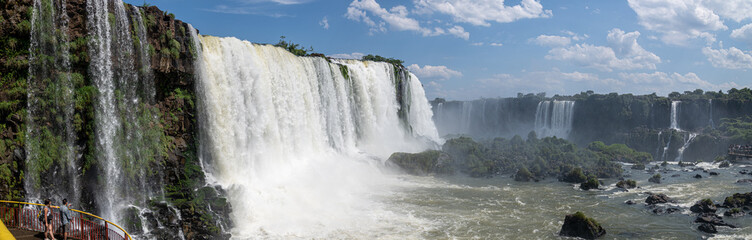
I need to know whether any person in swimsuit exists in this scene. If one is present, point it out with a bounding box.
[44,199,56,240]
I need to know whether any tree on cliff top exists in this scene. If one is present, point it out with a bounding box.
[362,54,404,67]
[274,36,313,56]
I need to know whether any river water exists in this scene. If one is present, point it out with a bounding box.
[369,161,752,240]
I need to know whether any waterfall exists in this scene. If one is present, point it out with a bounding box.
[670,101,680,130]
[656,131,663,158]
[708,99,714,129]
[675,133,697,162]
[26,0,78,204]
[661,132,671,162]
[535,100,575,139]
[194,35,439,238]
[460,101,473,134]
[86,0,161,232]
[132,5,155,104]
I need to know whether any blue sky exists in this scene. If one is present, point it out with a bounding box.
[126,0,752,100]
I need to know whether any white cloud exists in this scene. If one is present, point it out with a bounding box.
[329,52,366,59]
[618,71,737,93]
[414,0,552,26]
[531,35,571,47]
[469,70,625,99]
[703,0,752,22]
[346,0,467,39]
[606,29,661,64]
[731,23,752,42]
[701,47,752,69]
[407,64,463,80]
[626,0,752,45]
[471,42,484,46]
[447,25,469,40]
[426,68,744,100]
[319,16,329,29]
[546,29,660,72]
[489,42,503,47]
[627,0,726,45]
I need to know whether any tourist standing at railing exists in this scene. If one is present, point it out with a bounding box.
[60,198,72,240]
[43,199,56,240]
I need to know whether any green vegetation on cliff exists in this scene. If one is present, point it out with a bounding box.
[439,133,649,179]
[719,116,752,143]
[361,54,404,67]
[0,0,32,200]
[274,36,314,56]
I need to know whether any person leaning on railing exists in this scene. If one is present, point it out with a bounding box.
[60,199,73,240]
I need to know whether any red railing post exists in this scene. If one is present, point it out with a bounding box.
[80,212,84,240]
[17,205,21,228]
[106,221,109,240]
[17,205,21,229]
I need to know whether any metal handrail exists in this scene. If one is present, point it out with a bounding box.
[0,200,131,240]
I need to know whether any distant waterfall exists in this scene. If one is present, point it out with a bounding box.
[535,100,575,139]
[194,35,440,238]
[26,0,77,204]
[670,101,680,130]
[708,99,714,129]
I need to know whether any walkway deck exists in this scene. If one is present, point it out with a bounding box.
[10,228,46,239]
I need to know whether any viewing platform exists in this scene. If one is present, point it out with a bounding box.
[728,144,752,161]
[0,200,131,240]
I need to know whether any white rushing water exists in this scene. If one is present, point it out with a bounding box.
[194,35,440,238]
[86,0,161,231]
[535,100,575,139]
[708,99,714,129]
[670,101,681,130]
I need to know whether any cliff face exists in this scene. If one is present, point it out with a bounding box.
[0,0,230,239]
[0,0,32,201]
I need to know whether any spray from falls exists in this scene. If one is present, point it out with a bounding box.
[194,35,440,238]
[535,100,575,139]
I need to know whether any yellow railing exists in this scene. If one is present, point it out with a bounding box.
[0,200,131,240]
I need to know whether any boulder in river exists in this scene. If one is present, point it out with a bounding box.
[645,193,674,205]
[651,206,681,215]
[630,163,646,170]
[694,213,737,228]
[709,172,719,176]
[579,175,599,190]
[736,179,752,184]
[560,167,587,183]
[698,223,717,233]
[694,174,702,179]
[616,179,637,189]
[719,161,730,168]
[559,212,606,239]
[648,174,661,183]
[386,150,454,176]
[514,167,536,182]
[723,208,745,218]
[723,192,752,208]
[690,199,717,214]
